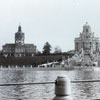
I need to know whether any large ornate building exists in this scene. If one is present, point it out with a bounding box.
[69,22,100,66]
[75,22,100,53]
[2,25,36,57]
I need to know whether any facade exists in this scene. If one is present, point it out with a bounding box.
[2,25,36,57]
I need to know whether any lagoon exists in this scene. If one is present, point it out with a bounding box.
[0,67,100,100]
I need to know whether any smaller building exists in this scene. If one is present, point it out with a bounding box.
[2,25,36,57]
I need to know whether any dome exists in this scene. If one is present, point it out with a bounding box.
[83,22,91,33]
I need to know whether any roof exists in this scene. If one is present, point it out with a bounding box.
[3,44,15,47]
[3,43,36,49]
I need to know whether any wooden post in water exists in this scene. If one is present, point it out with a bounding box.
[16,65,18,69]
[30,65,32,68]
[8,65,10,69]
[53,76,73,100]
[1,65,2,69]
[23,65,25,68]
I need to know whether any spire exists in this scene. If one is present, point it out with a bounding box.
[18,25,22,32]
[86,22,88,24]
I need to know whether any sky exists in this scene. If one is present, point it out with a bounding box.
[0,0,100,52]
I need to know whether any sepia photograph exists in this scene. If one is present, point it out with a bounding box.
[0,0,100,100]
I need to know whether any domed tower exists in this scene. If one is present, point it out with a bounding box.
[81,22,94,51]
[15,25,25,45]
[83,22,92,33]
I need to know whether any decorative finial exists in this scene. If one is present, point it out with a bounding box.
[86,22,88,24]
[19,22,21,26]
[18,25,22,32]
[18,22,22,32]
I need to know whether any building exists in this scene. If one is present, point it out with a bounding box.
[69,22,100,66]
[2,25,36,57]
[75,22,100,53]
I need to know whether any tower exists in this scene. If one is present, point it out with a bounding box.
[15,25,25,45]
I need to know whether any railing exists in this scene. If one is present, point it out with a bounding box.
[0,76,100,99]
[0,79,100,86]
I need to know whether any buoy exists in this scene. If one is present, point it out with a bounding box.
[53,76,73,100]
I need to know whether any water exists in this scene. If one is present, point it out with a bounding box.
[0,68,100,100]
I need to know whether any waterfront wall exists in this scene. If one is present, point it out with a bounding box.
[0,55,62,66]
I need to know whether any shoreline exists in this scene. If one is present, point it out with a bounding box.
[0,66,100,71]
[0,66,66,71]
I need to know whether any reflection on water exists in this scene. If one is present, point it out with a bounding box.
[0,68,100,100]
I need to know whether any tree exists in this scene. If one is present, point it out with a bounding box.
[54,46,62,54]
[42,42,52,55]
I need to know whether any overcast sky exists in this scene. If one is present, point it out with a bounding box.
[0,0,100,52]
